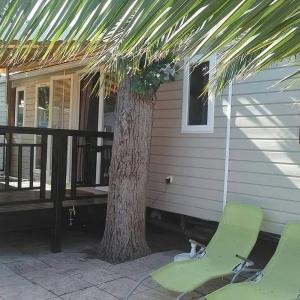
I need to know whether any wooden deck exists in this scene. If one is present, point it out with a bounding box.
[0,126,113,251]
[0,188,108,213]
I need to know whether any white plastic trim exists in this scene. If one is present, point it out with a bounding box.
[222,81,233,209]
[10,60,86,81]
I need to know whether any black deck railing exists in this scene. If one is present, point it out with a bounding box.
[0,126,113,252]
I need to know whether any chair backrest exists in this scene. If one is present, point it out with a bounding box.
[262,223,300,294]
[220,202,263,231]
[205,202,263,267]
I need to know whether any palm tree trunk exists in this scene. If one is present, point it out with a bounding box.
[99,75,152,263]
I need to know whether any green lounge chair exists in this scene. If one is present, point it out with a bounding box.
[125,202,263,300]
[203,222,300,300]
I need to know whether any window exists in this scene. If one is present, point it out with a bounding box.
[51,77,71,129]
[15,88,25,126]
[35,85,50,169]
[36,85,50,128]
[103,92,117,133]
[182,55,216,133]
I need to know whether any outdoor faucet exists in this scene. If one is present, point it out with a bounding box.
[68,206,76,226]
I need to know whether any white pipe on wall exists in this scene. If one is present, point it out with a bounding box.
[96,69,105,186]
[222,81,233,209]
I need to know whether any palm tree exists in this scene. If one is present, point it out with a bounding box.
[1,0,299,262]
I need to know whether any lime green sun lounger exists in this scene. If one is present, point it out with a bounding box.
[125,202,263,300]
[203,222,300,300]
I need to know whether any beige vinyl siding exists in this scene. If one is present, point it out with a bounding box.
[147,72,228,221]
[147,62,300,235]
[0,81,6,125]
[227,64,300,234]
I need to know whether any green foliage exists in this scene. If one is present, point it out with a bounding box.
[131,55,176,99]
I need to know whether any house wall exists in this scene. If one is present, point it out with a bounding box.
[0,79,7,125]
[226,64,300,234]
[148,63,300,234]
[147,72,228,222]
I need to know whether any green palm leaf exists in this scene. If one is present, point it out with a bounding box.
[0,0,299,93]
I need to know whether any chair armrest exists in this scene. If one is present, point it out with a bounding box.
[189,239,206,249]
[236,254,254,267]
[231,254,256,282]
[188,239,206,258]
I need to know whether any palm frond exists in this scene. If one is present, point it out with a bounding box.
[0,0,300,92]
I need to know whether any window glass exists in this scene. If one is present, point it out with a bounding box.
[52,79,71,129]
[182,55,215,133]
[104,92,117,133]
[16,90,25,126]
[37,86,50,128]
[188,62,209,125]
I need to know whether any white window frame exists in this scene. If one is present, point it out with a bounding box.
[181,54,217,133]
[35,83,50,128]
[15,87,26,127]
[49,74,74,184]
[49,74,74,129]
[34,83,50,171]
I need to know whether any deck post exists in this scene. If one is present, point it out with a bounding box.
[70,136,78,199]
[29,145,34,189]
[4,133,12,190]
[51,132,68,253]
[40,134,48,201]
[17,145,22,189]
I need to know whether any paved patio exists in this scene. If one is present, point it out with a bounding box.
[0,225,278,300]
[0,229,232,300]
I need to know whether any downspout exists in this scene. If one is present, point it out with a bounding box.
[222,81,233,209]
[96,69,105,186]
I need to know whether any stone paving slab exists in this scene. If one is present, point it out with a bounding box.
[98,277,150,298]
[73,268,123,285]
[0,264,16,277]
[61,286,118,300]
[28,272,93,296]
[129,289,174,300]
[5,258,50,274]
[0,280,56,300]
[0,274,32,288]
[20,267,61,281]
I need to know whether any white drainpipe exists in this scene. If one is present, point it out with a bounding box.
[222,81,233,209]
[96,69,105,186]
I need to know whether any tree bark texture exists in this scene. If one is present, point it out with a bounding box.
[99,76,153,263]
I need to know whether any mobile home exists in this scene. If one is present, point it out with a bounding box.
[148,58,300,234]
[6,57,300,234]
